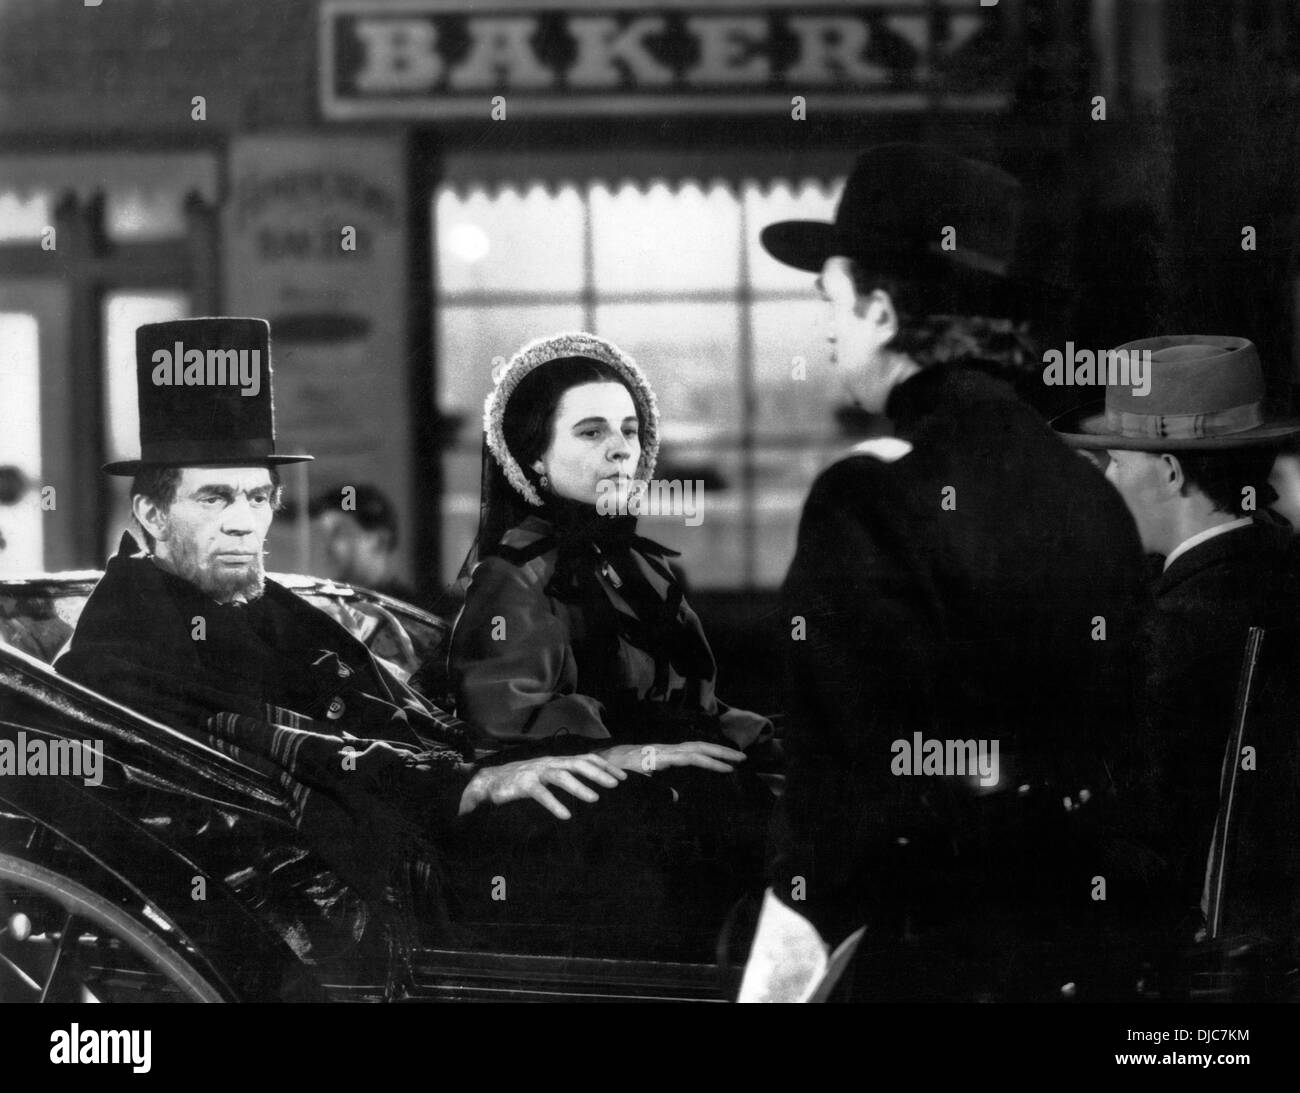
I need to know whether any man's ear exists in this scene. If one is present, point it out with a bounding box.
[131,494,169,544]
[1159,452,1187,495]
[854,286,899,340]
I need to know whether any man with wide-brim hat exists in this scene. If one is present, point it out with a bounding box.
[739,145,1150,1002]
[56,317,627,946]
[1054,334,1300,924]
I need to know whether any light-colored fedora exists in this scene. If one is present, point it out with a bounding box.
[1052,335,1300,451]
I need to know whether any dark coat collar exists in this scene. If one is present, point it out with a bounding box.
[885,363,1015,435]
[1156,519,1287,596]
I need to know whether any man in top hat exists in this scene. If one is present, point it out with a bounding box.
[56,319,626,866]
[740,145,1151,1001]
[1054,335,1300,924]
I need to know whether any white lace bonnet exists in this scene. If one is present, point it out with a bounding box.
[483,331,660,507]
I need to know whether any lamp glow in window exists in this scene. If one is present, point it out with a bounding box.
[437,184,584,295]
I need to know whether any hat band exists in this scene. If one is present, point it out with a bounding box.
[1103,400,1262,440]
[136,437,277,465]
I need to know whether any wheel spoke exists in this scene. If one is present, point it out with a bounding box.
[0,949,42,995]
[38,911,76,1003]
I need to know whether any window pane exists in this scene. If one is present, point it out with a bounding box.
[744,178,844,293]
[437,302,587,419]
[440,447,485,586]
[106,187,189,241]
[103,293,190,463]
[592,181,740,295]
[0,313,42,572]
[436,184,585,296]
[594,301,741,443]
[438,302,585,585]
[751,441,846,587]
[102,292,189,557]
[0,191,53,243]
[636,444,747,592]
[750,298,841,440]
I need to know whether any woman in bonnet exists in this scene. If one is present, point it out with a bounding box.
[451,331,773,767]
[446,333,776,951]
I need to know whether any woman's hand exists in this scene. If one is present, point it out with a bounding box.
[459,753,626,820]
[597,741,747,774]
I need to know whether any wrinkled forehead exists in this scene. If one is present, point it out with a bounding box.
[1103,448,1164,471]
[176,465,275,494]
[553,381,638,426]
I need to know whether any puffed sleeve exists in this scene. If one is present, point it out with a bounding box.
[449,554,610,745]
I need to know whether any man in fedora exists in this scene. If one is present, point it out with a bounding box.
[740,145,1150,1001]
[56,319,627,859]
[1055,335,1300,918]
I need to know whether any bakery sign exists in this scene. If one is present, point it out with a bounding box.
[320,0,1013,119]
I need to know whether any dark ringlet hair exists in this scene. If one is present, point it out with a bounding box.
[1176,448,1279,515]
[846,261,1044,391]
[130,464,282,550]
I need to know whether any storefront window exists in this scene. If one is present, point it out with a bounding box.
[435,175,842,589]
[101,292,190,559]
[0,313,42,572]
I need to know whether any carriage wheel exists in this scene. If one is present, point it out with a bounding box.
[0,852,223,1003]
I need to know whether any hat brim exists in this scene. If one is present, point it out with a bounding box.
[759,220,1064,320]
[1052,403,1300,450]
[760,219,838,273]
[103,453,314,476]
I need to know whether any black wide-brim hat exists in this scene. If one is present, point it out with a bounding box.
[104,317,313,475]
[1051,335,1300,451]
[760,143,1061,319]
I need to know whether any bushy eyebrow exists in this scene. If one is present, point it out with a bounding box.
[189,483,274,501]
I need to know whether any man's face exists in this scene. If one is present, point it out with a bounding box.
[315,511,390,586]
[145,466,276,603]
[816,256,898,414]
[1103,448,1173,552]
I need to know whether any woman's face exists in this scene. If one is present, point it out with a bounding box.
[531,381,641,506]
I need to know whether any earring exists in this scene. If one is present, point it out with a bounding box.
[539,472,550,491]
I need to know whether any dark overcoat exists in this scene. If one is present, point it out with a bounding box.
[773,364,1151,996]
[1134,519,1300,928]
[56,534,472,809]
[53,533,477,955]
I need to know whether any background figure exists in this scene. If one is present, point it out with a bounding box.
[0,465,29,555]
[1268,445,1300,531]
[1055,336,1300,948]
[310,483,419,604]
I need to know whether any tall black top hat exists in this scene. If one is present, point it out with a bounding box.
[760,143,1051,318]
[103,317,313,476]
